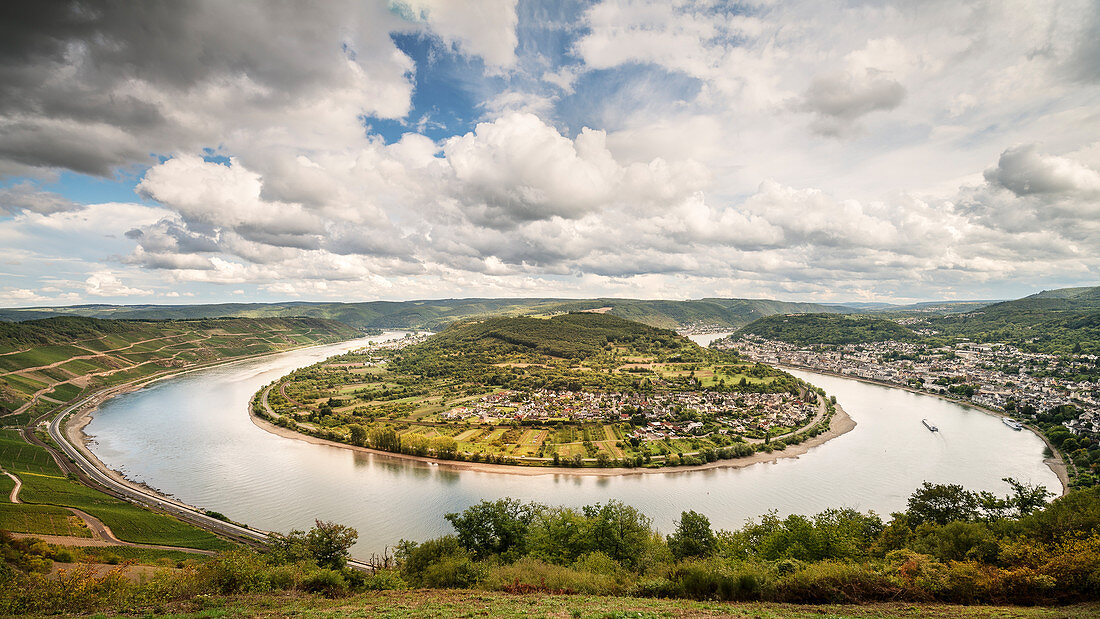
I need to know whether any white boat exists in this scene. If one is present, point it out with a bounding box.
[1002,417,1023,431]
[922,418,938,432]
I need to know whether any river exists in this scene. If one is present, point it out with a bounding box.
[83,332,1060,559]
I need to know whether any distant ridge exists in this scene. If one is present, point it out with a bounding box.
[0,298,849,331]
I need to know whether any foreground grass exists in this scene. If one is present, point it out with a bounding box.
[83,589,1100,619]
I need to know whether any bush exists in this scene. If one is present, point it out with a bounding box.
[361,568,408,591]
[197,550,273,594]
[482,557,620,595]
[302,568,348,597]
[667,559,767,601]
[775,561,897,603]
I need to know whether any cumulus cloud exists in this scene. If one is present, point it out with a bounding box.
[800,71,906,135]
[2,0,1100,304]
[393,0,519,69]
[84,272,152,297]
[983,144,1100,197]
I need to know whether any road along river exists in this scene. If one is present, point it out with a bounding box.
[80,332,1060,559]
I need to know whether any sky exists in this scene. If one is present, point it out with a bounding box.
[1,0,1098,307]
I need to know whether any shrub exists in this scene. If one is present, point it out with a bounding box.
[361,568,408,590]
[302,568,348,597]
[482,557,620,595]
[667,559,767,601]
[775,561,897,603]
[197,550,273,594]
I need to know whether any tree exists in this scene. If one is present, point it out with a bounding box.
[1003,477,1054,517]
[270,520,358,569]
[347,423,367,446]
[668,510,717,560]
[444,498,534,560]
[906,482,979,525]
[307,520,358,569]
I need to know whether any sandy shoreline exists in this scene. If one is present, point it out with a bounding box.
[249,393,857,477]
[775,363,1070,495]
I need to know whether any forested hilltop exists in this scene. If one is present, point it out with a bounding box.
[256,313,835,468]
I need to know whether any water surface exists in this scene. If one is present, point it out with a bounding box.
[85,333,1059,558]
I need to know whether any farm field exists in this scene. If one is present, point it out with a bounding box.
[0,316,360,419]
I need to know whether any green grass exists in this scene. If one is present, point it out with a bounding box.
[0,413,32,428]
[0,472,12,501]
[0,345,89,372]
[15,471,232,551]
[0,503,91,537]
[68,544,204,565]
[0,430,63,476]
[111,589,1100,619]
[1,374,48,396]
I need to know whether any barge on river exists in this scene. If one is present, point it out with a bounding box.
[922,418,939,432]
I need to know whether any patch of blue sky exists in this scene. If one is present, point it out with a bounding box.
[364,33,493,144]
[8,170,148,206]
[555,64,705,135]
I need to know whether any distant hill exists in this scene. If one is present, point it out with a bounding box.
[0,298,848,331]
[920,286,1100,354]
[416,312,696,361]
[731,285,1100,355]
[1027,286,1100,303]
[736,314,919,346]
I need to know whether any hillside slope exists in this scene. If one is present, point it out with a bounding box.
[0,316,359,416]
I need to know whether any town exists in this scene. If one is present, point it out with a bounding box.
[438,388,818,441]
[719,336,1100,439]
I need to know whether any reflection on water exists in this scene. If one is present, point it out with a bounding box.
[85,332,1060,558]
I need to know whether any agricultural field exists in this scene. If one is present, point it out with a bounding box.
[259,313,832,468]
[0,315,360,418]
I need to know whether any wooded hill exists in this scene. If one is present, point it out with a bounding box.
[736,314,919,346]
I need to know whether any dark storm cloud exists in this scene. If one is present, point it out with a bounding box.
[0,1,412,175]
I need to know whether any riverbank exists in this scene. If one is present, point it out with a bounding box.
[773,363,1070,495]
[249,388,857,477]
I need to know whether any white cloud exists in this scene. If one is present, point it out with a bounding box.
[84,272,153,297]
[394,0,519,69]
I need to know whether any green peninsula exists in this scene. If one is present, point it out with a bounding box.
[255,313,833,467]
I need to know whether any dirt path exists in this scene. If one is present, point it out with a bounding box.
[2,465,21,502]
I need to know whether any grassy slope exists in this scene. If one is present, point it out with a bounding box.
[0,430,232,549]
[0,297,848,331]
[145,590,1097,618]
